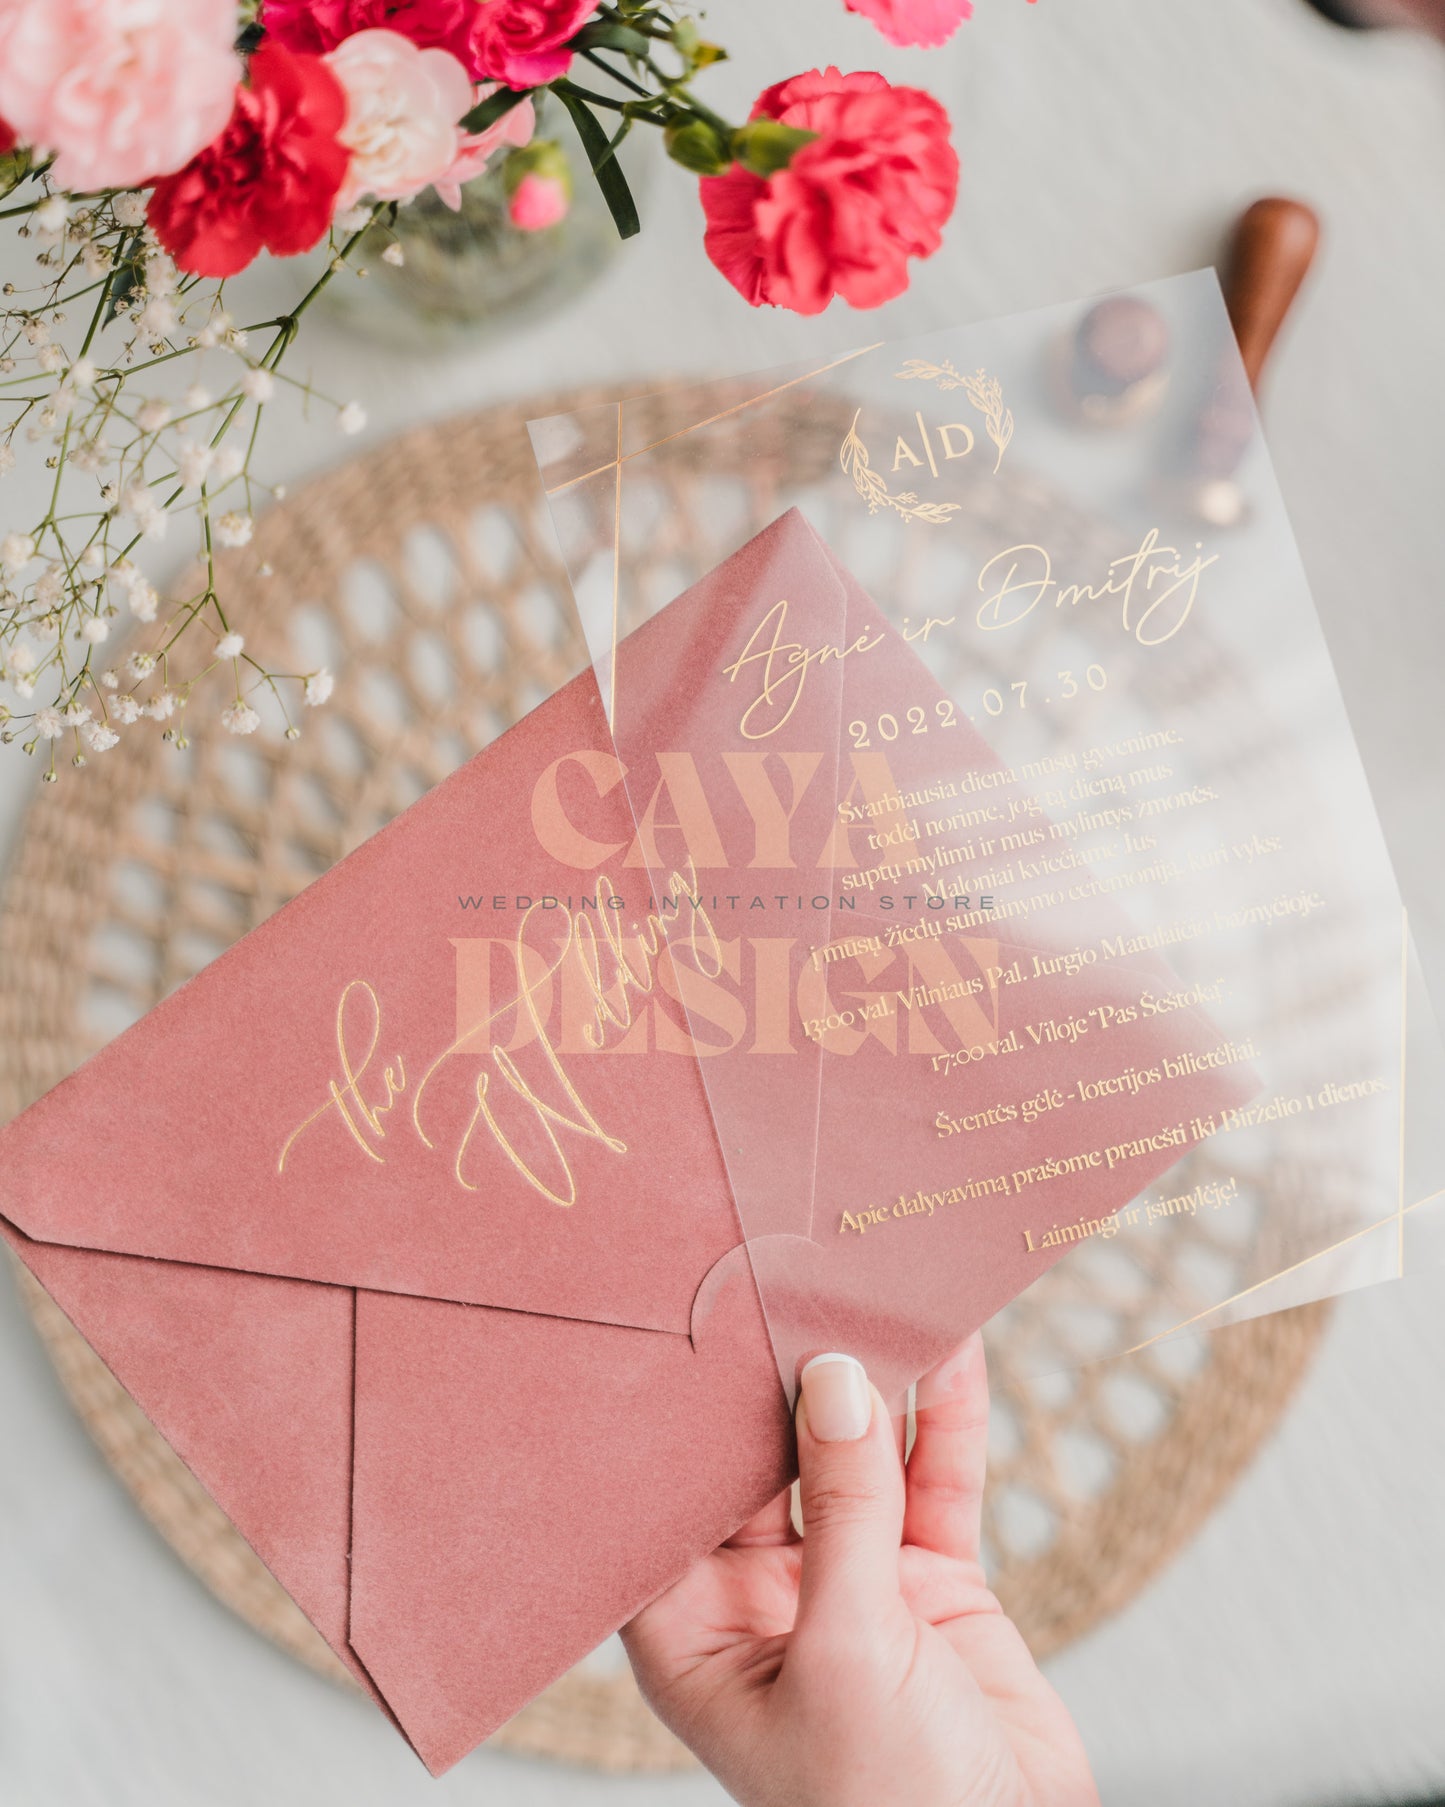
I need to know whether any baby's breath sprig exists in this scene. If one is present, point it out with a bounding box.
[0,181,375,780]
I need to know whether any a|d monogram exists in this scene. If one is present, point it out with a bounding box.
[890,410,975,474]
[839,359,1013,528]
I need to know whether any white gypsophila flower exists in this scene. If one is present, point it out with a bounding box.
[100,669,119,689]
[80,616,109,645]
[145,690,177,721]
[108,557,138,591]
[222,701,260,735]
[63,702,91,726]
[144,251,178,296]
[126,650,155,680]
[335,205,373,232]
[79,543,104,572]
[136,398,171,432]
[184,382,211,409]
[69,357,97,389]
[12,675,35,699]
[82,242,111,278]
[81,720,119,753]
[8,638,36,674]
[227,326,248,350]
[216,632,244,659]
[113,694,141,724]
[23,318,48,346]
[338,402,366,436]
[211,444,244,482]
[240,367,274,403]
[382,242,404,266]
[99,481,118,505]
[70,437,110,474]
[37,344,64,373]
[215,511,252,548]
[113,193,146,227]
[128,579,159,622]
[34,195,69,238]
[0,445,14,476]
[174,437,213,489]
[135,296,176,338]
[33,706,64,739]
[303,667,335,706]
[0,532,36,572]
[34,564,64,606]
[121,485,167,541]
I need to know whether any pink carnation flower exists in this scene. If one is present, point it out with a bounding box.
[844,0,973,47]
[0,0,242,191]
[469,0,596,89]
[701,68,958,316]
[431,88,535,211]
[326,27,473,208]
[260,0,478,71]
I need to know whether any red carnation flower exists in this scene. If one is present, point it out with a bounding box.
[147,42,349,279]
[700,68,958,316]
[0,116,14,155]
[259,0,477,72]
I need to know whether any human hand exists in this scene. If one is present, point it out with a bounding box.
[623,1338,1100,1807]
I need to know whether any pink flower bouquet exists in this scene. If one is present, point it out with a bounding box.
[0,0,971,776]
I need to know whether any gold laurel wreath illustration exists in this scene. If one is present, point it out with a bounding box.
[838,359,1013,524]
[896,357,1014,473]
[838,411,962,525]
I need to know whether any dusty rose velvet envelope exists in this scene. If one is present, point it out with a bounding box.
[0,510,1245,1772]
[0,513,841,1775]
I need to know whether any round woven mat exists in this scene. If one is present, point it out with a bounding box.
[1,389,1329,1773]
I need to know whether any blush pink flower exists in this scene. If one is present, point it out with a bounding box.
[700,68,958,316]
[844,0,973,47]
[326,27,473,208]
[508,169,567,230]
[0,0,242,191]
[431,87,534,210]
[468,0,596,89]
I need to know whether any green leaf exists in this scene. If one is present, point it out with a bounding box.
[553,87,641,240]
[103,233,145,327]
[460,86,533,134]
[571,20,652,55]
[0,147,30,200]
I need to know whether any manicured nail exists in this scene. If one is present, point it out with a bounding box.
[800,1353,872,1442]
[915,1334,983,1411]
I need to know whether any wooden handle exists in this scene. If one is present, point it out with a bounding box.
[1221,197,1321,393]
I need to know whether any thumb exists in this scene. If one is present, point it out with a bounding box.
[793,1353,905,1634]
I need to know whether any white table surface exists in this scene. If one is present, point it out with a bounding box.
[4,1,1445,1802]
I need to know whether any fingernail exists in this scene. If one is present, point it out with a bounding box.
[800,1353,872,1442]
[915,1334,983,1411]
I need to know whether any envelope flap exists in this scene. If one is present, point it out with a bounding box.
[0,513,853,1336]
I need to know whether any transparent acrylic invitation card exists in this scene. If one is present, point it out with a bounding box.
[531,270,1445,1406]
[5,275,1442,1778]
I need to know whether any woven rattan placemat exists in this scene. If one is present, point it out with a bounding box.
[0,390,1329,1772]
